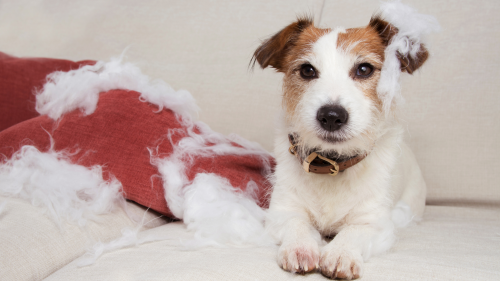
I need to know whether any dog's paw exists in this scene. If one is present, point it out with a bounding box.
[319,247,363,280]
[278,242,320,274]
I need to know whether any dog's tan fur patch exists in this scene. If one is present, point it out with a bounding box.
[337,27,386,110]
[282,26,331,118]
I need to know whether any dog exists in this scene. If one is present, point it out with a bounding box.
[252,5,432,280]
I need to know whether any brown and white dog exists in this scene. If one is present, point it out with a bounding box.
[253,3,436,280]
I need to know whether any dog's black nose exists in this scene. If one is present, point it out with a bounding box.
[316,105,349,132]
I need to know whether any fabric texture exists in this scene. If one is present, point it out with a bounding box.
[0,51,94,131]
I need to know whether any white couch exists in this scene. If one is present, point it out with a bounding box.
[0,0,499,280]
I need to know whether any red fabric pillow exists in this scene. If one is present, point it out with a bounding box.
[0,52,94,131]
[0,55,272,218]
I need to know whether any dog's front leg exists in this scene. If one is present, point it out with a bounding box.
[270,213,322,274]
[319,223,393,280]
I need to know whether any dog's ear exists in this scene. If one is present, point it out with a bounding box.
[252,17,313,72]
[369,16,429,74]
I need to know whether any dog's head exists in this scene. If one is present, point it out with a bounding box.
[253,16,429,156]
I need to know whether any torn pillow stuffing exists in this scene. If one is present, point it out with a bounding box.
[0,54,273,218]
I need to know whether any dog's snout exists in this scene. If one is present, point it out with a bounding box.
[316,105,349,132]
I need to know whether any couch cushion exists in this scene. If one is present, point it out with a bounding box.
[0,196,166,281]
[0,52,94,131]
[43,205,500,280]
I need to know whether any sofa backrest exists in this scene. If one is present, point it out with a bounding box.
[0,0,498,204]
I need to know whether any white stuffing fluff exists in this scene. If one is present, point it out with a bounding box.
[377,1,440,113]
[35,52,199,121]
[151,121,274,247]
[151,121,272,219]
[77,213,171,267]
[0,144,124,227]
[77,227,143,267]
[181,173,272,247]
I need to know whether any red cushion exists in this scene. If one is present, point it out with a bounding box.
[0,52,94,131]
[0,55,272,218]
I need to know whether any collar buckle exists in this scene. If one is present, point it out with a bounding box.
[303,152,340,176]
[288,133,366,176]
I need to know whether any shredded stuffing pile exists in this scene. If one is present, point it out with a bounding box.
[0,140,124,227]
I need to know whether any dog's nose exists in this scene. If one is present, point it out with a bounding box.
[316,105,349,132]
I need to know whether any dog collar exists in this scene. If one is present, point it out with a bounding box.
[288,134,367,176]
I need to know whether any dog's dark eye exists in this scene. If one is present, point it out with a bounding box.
[300,64,317,79]
[356,63,374,78]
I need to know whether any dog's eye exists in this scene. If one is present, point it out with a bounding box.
[356,63,374,78]
[300,64,317,79]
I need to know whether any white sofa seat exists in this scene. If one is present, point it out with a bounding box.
[44,206,500,280]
